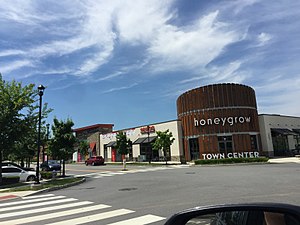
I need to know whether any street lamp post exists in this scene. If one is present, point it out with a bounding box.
[147,125,151,164]
[35,85,45,184]
[44,123,50,163]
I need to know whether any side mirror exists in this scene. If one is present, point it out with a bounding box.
[164,203,300,225]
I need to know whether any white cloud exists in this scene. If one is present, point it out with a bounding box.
[257,32,272,46]
[231,0,260,14]
[147,11,241,73]
[115,0,175,44]
[0,50,25,57]
[255,75,300,115]
[0,60,33,74]
[102,83,138,94]
[95,71,124,82]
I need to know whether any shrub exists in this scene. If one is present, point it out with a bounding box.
[40,171,54,179]
[194,157,269,165]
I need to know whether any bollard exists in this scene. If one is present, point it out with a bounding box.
[122,159,127,171]
[52,170,57,179]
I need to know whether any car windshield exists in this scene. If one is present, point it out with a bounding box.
[48,160,59,165]
[1,1,300,225]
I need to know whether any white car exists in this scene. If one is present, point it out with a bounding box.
[2,166,40,182]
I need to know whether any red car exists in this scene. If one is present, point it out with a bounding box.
[85,156,105,166]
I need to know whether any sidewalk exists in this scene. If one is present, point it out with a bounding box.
[268,156,300,164]
[0,177,86,201]
[0,190,37,201]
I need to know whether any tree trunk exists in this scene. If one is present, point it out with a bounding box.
[0,150,2,185]
[164,149,168,165]
[20,159,24,168]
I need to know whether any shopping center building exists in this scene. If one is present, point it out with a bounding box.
[74,83,300,162]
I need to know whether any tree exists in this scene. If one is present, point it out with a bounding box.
[116,131,132,170]
[152,129,175,165]
[48,118,76,177]
[0,74,36,184]
[78,140,89,161]
[10,104,52,167]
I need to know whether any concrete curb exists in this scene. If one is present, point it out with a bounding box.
[25,177,86,197]
[0,177,86,199]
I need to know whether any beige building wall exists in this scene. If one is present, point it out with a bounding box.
[99,120,183,162]
[258,114,300,156]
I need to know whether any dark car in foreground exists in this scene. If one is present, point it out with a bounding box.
[40,160,61,171]
[164,203,300,225]
[85,156,105,166]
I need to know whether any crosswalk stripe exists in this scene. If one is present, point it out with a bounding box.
[97,173,114,176]
[106,214,166,225]
[72,166,180,179]
[0,199,93,219]
[0,204,111,225]
[22,194,55,199]
[107,172,125,175]
[0,195,66,207]
[45,209,135,225]
[0,197,77,212]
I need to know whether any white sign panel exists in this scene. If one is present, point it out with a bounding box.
[202,151,259,160]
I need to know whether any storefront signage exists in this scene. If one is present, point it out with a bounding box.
[194,116,251,127]
[202,151,259,160]
[140,126,155,134]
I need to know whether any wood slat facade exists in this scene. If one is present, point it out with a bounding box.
[177,83,262,161]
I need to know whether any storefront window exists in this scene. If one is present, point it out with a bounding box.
[250,135,258,151]
[140,143,158,161]
[189,138,199,160]
[272,135,288,156]
[218,136,233,154]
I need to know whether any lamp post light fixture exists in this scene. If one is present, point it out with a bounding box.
[35,84,45,184]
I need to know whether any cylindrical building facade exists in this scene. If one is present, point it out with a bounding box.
[177,83,261,161]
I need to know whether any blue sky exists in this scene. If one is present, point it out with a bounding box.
[1,0,300,130]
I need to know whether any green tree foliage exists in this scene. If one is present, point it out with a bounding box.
[116,131,131,156]
[11,104,51,167]
[116,131,132,170]
[78,140,89,160]
[152,129,175,164]
[0,74,53,183]
[48,118,76,176]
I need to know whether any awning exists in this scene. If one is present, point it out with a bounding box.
[143,136,157,143]
[292,129,300,134]
[89,142,96,150]
[106,141,116,147]
[133,138,147,145]
[271,128,297,135]
[133,136,157,145]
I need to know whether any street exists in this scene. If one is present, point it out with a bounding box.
[0,163,299,224]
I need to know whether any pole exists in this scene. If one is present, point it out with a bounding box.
[147,125,151,164]
[45,123,50,163]
[35,85,45,184]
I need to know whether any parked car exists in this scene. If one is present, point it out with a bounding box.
[85,156,104,166]
[40,160,61,171]
[2,166,40,182]
[2,161,35,171]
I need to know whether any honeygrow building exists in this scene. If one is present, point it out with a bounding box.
[177,83,261,161]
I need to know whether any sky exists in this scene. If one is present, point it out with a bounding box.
[1,0,300,130]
